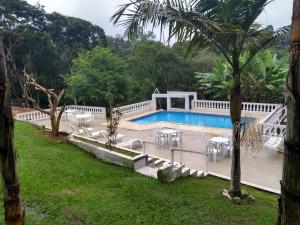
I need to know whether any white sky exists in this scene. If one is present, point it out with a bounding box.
[26,0,293,37]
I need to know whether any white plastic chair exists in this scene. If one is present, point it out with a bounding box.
[206,141,222,163]
[171,131,182,147]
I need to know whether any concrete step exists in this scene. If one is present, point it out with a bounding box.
[136,166,158,179]
[172,164,185,179]
[154,159,164,167]
[162,161,171,167]
[190,169,197,177]
[181,167,190,177]
[195,170,205,178]
[158,162,171,170]
[148,156,154,161]
[147,157,157,166]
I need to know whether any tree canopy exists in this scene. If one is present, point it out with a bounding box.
[65,47,129,106]
[1,0,107,105]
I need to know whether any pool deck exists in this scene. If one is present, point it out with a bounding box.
[31,108,282,194]
[117,109,268,133]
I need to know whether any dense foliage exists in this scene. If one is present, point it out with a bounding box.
[2,0,289,107]
[196,50,288,103]
[65,47,129,106]
[1,0,107,106]
[128,41,199,98]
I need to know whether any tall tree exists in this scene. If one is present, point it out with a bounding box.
[112,0,289,197]
[0,1,25,224]
[1,0,107,106]
[277,0,300,224]
[64,47,129,106]
[0,37,24,225]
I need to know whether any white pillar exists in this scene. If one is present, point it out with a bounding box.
[167,97,171,111]
[152,95,157,110]
[185,95,189,110]
[193,93,197,100]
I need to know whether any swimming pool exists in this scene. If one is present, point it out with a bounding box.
[130,111,254,129]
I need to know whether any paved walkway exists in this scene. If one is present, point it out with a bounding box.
[33,116,283,193]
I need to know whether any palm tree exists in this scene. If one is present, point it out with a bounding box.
[112,0,289,197]
[277,0,300,223]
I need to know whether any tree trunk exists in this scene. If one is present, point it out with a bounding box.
[229,70,242,197]
[50,114,58,136]
[0,39,25,225]
[277,0,300,224]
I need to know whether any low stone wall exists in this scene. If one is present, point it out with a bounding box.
[69,137,147,169]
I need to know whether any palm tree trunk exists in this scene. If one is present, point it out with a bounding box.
[277,0,300,224]
[0,39,25,224]
[229,70,242,197]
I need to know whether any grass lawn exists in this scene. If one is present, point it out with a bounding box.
[0,122,278,225]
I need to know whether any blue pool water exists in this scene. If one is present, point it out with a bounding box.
[130,111,254,129]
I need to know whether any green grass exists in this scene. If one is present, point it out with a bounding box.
[0,122,278,225]
[72,135,139,157]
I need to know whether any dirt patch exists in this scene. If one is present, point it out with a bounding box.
[12,107,35,116]
[60,189,80,196]
[67,214,87,225]
[42,130,69,142]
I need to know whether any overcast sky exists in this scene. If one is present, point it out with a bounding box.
[26,0,293,37]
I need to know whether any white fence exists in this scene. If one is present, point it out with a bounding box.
[261,123,286,137]
[64,105,106,118]
[114,100,152,117]
[15,110,50,121]
[261,106,286,124]
[260,106,287,137]
[15,105,106,122]
[192,100,281,113]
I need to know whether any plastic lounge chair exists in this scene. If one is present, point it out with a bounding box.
[117,139,143,150]
[110,133,125,143]
[96,130,125,143]
[82,127,103,138]
[71,126,85,135]
[264,136,283,150]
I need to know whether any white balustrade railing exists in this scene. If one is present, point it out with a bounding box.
[15,110,50,121]
[192,100,281,113]
[193,100,230,110]
[64,105,106,118]
[15,105,106,122]
[261,123,286,137]
[261,106,286,124]
[114,100,152,117]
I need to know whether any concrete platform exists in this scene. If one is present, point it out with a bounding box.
[32,111,282,193]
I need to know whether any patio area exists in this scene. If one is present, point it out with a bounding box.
[14,94,286,193]
[32,112,283,193]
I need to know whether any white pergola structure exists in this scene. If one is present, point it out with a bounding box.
[152,91,197,111]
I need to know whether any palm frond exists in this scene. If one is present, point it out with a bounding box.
[112,0,235,63]
[241,25,291,70]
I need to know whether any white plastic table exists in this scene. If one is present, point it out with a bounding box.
[160,129,177,135]
[210,137,229,144]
